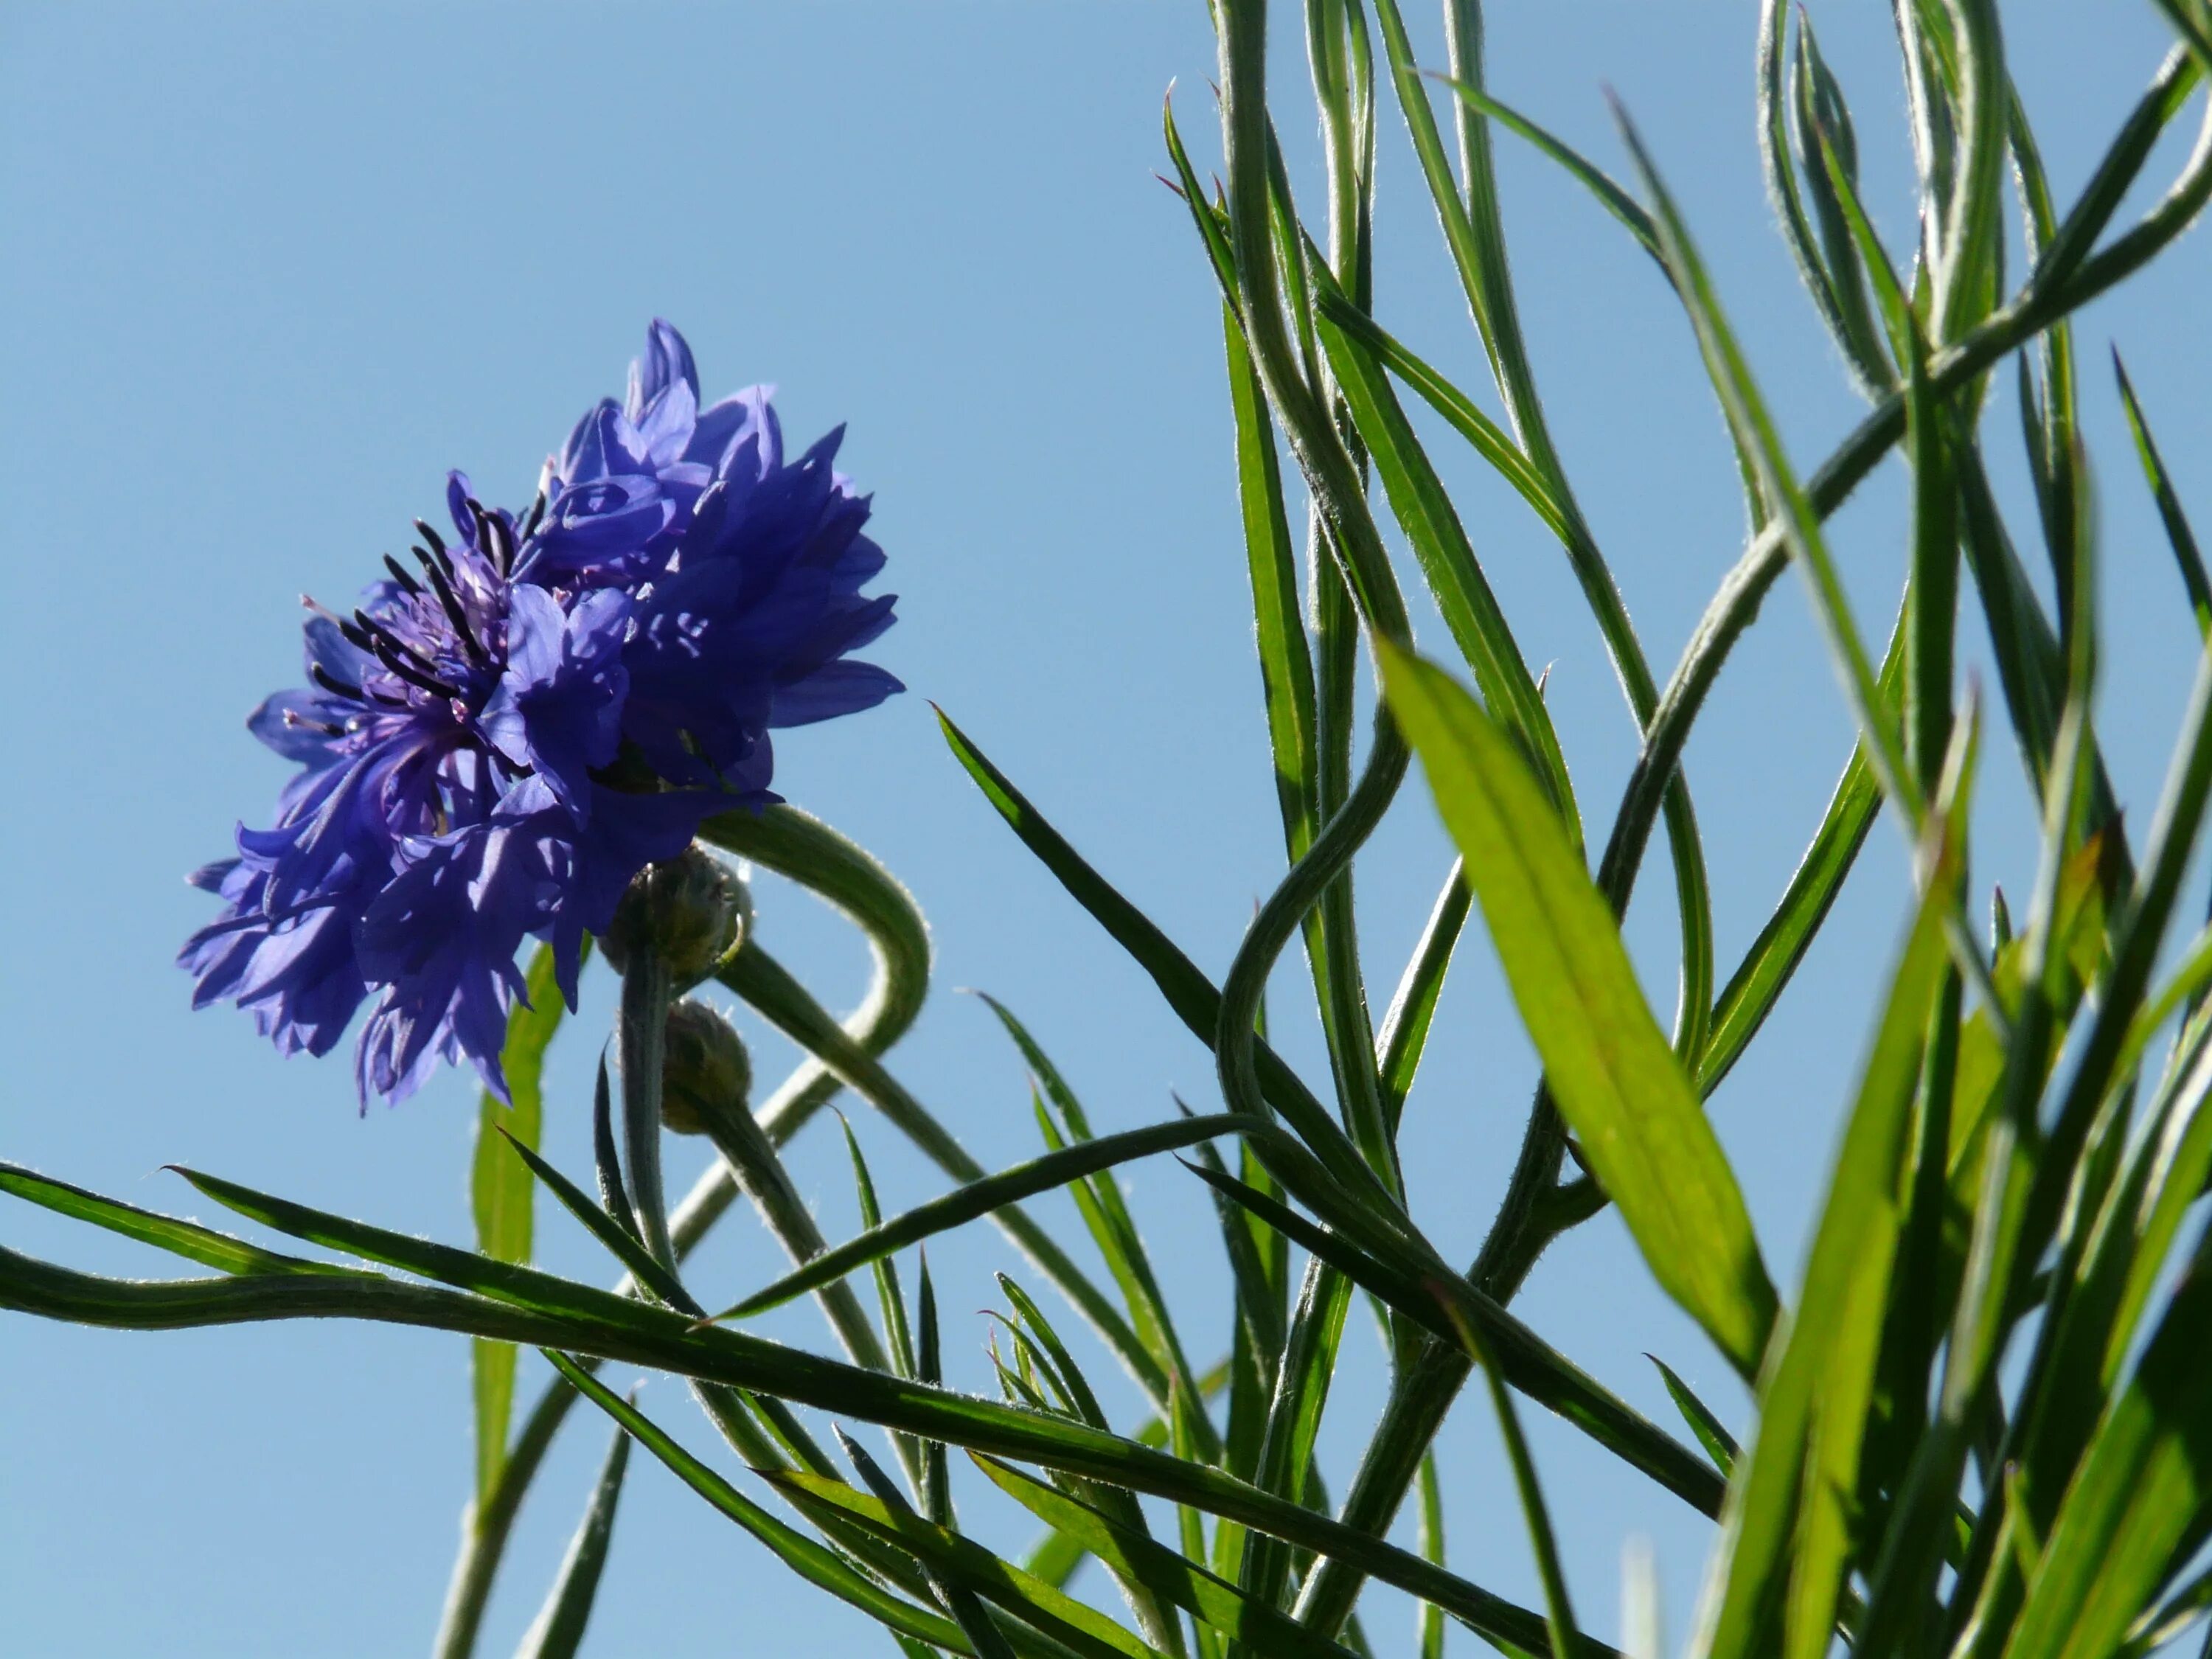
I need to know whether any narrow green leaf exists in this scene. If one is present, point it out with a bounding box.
[838,1432,1027,1659]
[543,1352,974,1655]
[722,940,1169,1413]
[2113,350,2211,640]
[1375,863,1471,1127]
[1647,1357,1739,1475]
[1416,1450,1447,1659]
[981,995,1205,1424]
[512,1407,630,1659]
[471,941,571,1510]
[840,1115,919,1382]
[1378,643,1777,1374]
[934,706,1374,1196]
[1701,604,1903,1094]
[917,1252,951,1527]
[589,1056,639,1248]
[1696,819,1960,1659]
[1787,11,1895,391]
[1425,1295,1579,1659]
[164,1165,678,1338]
[998,1277,1110,1435]
[974,1456,1361,1659]
[1181,1157,1722,1519]
[1222,296,1321,872]
[2003,1234,2212,1659]
[0,1225,1590,1657]
[497,1130,693,1313]
[1314,293,1577,839]
[779,1462,1168,1659]
[1757,0,1859,383]
[1618,100,1919,838]
[1306,291,1569,544]
[1427,74,1663,271]
[706,1116,1250,1325]
[1162,95,1239,309]
[0,1164,346,1279]
[1235,1255,1353,1616]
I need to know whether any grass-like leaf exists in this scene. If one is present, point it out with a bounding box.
[721,939,1169,1412]
[512,1405,630,1659]
[2113,349,2211,639]
[1648,1356,1738,1475]
[543,1353,973,1655]
[975,1455,1360,1659]
[1375,861,1470,1129]
[0,1162,349,1280]
[1699,817,1961,1659]
[496,1127,696,1317]
[1181,1155,1722,1517]
[704,1116,1251,1325]
[1379,642,1778,1375]
[1428,73,1662,273]
[782,1456,1166,1659]
[1314,271,1576,835]
[2004,1231,2212,1659]
[981,993,1214,1462]
[839,1115,919,1382]
[471,939,571,1509]
[937,699,1376,1200]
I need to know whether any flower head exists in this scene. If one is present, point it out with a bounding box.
[183,321,900,1106]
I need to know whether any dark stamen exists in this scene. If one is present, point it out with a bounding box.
[467,498,512,577]
[418,552,488,664]
[369,635,463,700]
[310,664,364,701]
[282,709,347,738]
[519,490,547,541]
[414,519,456,576]
[380,554,423,597]
[351,608,445,678]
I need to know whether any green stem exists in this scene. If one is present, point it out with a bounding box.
[617,949,675,1271]
[433,807,929,1659]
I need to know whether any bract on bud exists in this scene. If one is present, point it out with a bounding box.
[660,997,752,1135]
[603,846,753,990]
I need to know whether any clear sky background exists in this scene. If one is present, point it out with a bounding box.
[4,4,2209,1656]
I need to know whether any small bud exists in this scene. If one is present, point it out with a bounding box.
[660,998,752,1135]
[603,847,752,990]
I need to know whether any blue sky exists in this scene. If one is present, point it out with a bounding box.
[4,4,2208,1655]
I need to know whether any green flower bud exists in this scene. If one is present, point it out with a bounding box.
[659,998,752,1136]
[603,847,753,990]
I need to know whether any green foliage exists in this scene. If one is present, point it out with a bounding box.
[9,6,2212,1658]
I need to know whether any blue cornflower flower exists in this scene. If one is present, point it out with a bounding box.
[183,322,900,1106]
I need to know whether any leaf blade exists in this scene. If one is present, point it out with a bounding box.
[1380,644,1776,1374]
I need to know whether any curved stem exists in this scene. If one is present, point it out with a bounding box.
[432,807,930,1659]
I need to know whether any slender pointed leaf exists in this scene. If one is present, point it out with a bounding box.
[1696,818,1961,1659]
[1379,642,1777,1374]
[2004,1234,2212,1659]
[706,1116,1250,1325]
[497,1130,694,1314]
[1647,1357,1738,1475]
[512,1406,630,1659]
[974,1455,1362,1659]
[542,1353,973,1655]
[0,1163,346,1279]
[784,1460,1167,1659]
[471,940,571,1509]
